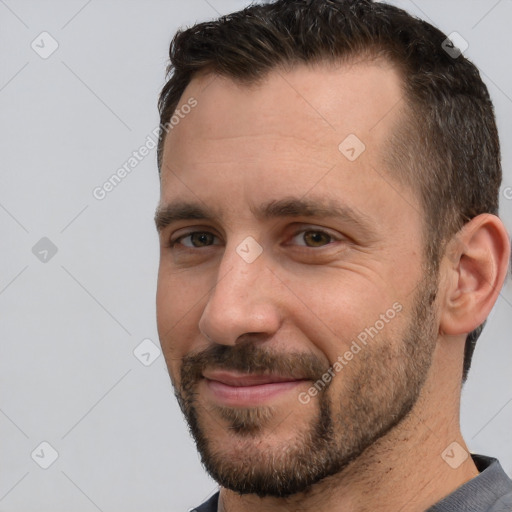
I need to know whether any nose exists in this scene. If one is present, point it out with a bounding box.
[198,244,281,346]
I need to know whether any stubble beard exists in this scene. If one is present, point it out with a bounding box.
[172,275,439,498]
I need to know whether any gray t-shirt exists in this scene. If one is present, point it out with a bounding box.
[192,455,512,511]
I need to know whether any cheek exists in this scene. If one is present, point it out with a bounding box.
[289,274,365,326]
[283,271,403,363]
[156,267,207,361]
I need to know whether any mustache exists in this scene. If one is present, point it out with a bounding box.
[180,342,329,391]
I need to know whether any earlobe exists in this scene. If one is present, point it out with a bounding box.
[439,214,510,336]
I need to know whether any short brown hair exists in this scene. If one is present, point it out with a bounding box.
[157,0,502,381]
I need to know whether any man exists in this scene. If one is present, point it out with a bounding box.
[154,0,512,510]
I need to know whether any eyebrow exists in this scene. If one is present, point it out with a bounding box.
[258,197,377,239]
[155,196,377,239]
[154,202,215,232]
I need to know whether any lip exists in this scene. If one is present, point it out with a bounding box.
[202,370,308,406]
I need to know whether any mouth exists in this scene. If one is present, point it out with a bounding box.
[202,370,309,406]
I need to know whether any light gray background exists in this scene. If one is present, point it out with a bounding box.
[1,1,511,511]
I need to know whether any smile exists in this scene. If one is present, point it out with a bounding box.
[202,370,309,406]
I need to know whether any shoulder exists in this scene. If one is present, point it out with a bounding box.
[190,491,220,512]
[428,455,512,512]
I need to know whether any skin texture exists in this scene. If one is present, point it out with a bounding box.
[156,61,510,512]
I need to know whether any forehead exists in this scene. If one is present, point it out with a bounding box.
[159,60,419,229]
[166,60,404,147]
[161,60,405,169]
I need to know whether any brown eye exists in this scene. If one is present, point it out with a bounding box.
[301,231,333,247]
[174,231,219,248]
[190,232,215,247]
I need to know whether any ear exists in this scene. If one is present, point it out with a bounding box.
[439,214,510,336]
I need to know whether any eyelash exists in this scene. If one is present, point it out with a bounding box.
[169,227,341,249]
[170,231,221,248]
[289,228,339,247]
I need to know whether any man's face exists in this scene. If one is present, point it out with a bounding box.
[156,62,440,497]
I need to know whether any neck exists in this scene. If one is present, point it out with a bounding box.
[218,353,478,512]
